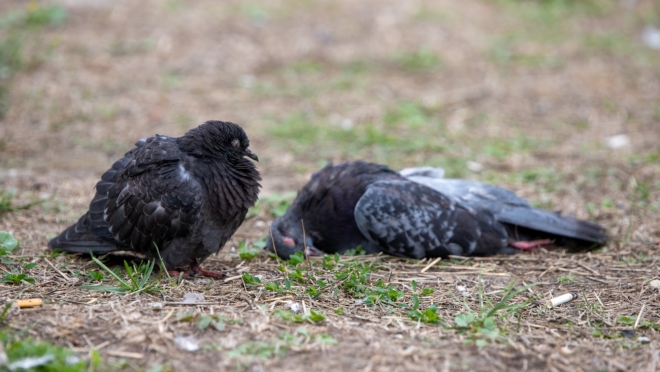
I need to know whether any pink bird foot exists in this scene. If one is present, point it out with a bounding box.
[509,239,552,251]
[168,263,225,279]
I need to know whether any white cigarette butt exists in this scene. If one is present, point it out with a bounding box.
[546,292,577,308]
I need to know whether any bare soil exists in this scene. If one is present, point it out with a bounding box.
[1,0,659,371]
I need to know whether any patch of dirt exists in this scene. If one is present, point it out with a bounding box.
[1,0,659,371]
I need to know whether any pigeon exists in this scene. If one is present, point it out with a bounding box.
[49,120,261,278]
[266,161,607,259]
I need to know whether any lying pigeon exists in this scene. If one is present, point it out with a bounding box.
[49,120,261,278]
[267,161,607,259]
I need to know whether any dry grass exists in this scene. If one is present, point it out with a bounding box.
[0,0,659,371]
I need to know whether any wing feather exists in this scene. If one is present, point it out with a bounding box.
[407,177,608,244]
[354,180,509,258]
[104,157,202,256]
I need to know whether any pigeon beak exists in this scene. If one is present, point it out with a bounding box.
[245,148,258,162]
[304,245,323,257]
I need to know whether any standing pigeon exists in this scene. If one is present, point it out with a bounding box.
[49,120,261,278]
[266,161,607,259]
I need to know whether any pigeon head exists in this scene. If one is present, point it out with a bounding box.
[266,217,322,259]
[178,120,258,162]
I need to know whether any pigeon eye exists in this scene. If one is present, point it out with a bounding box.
[232,139,240,148]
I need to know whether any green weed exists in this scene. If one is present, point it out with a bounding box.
[0,189,48,215]
[0,328,124,371]
[362,279,404,306]
[175,313,227,332]
[2,272,35,285]
[108,38,155,56]
[0,3,68,118]
[264,278,291,294]
[1,334,87,371]
[81,254,162,294]
[0,232,36,284]
[411,280,434,296]
[227,327,336,362]
[85,270,105,283]
[0,231,19,253]
[616,316,659,331]
[246,192,296,219]
[267,108,448,170]
[227,339,287,360]
[584,33,633,56]
[285,250,305,266]
[273,309,326,324]
[557,274,577,283]
[394,47,442,72]
[235,240,263,261]
[408,294,442,324]
[453,282,536,345]
[343,245,366,256]
[287,59,323,74]
[241,272,262,287]
[482,135,543,160]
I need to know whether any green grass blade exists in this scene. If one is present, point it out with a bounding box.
[80,285,129,293]
[484,282,537,319]
[89,253,131,289]
[124,260,140,290]
[138,259,157,289]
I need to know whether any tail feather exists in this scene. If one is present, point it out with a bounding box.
[48,213,120,254]
[498,208,608,246]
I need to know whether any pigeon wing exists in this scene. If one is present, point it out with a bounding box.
[407,177,607,244]
[354,180,508,259]
[102,136,203,257]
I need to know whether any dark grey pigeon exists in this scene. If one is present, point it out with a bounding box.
[49,120,261,278]
[266,161,607,259]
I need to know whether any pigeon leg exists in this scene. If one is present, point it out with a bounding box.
[167,269,188,279]
[189,263,225,279]
[509,239,552,251]
[167,263,225,279]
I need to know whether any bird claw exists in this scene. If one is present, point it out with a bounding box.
[168,263,225,279]
[509,239,552,251]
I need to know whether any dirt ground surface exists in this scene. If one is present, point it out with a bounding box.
[1,0,660,371]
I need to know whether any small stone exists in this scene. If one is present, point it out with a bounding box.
[605,134,630,149]
[649,279,660,289]
[285,301,300,313]
[560,346,574,355]
[340,118,354,130]
[183,292,205,304]
[66,355,81,365]
[620,329,635,338]
[637,336,651,344]
[467,161,483,173]
[174,335,200,352]
[642,26,660,50]
[240,75,256,88]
